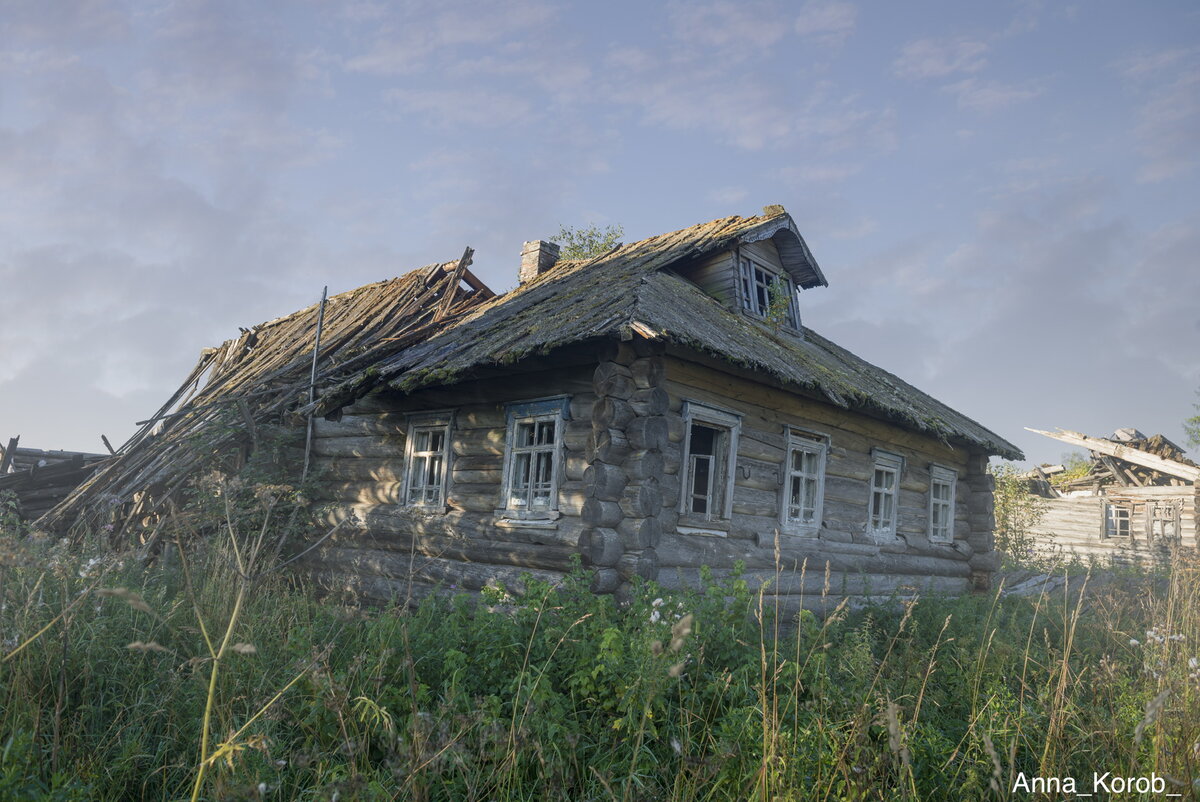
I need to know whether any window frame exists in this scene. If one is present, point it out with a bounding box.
[401,410,454,510]
[781,428,828,535]
[1147,501,1180,543]
[499,396,570,519]
[1102,502,1132,540]
[736,253,800,328]
[868,448,904,541]
[678,400,741,525]
[927,464,957,544]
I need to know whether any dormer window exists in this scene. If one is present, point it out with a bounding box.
[738,256,799,328]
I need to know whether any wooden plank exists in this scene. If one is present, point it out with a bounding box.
[1026,428,1200,482]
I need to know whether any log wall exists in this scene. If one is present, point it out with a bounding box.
[295,340,1004,606]
[302,357,597,605]
[656,352,989,595]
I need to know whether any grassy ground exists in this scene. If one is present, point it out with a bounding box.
[1,501,1198,800]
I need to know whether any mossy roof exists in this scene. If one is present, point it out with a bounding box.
[344,208,1021,459]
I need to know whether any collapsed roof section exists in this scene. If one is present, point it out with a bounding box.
[41,253,494,533]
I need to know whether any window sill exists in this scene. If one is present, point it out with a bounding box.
[677,517,730,538]
[405,504,450,515]
[494,510,562,530]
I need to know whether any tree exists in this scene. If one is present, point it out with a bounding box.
[1185,388,1200,450]
[551,223,624,261]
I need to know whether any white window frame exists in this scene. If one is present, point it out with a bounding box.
[737,254,800,328]
[927,464,957,544]
[678,401,741,523]
[1102,502,1132,539]
[401,410,454,510]
[781,429,827,535]
[500,396,569,519]
[868,449,904,540]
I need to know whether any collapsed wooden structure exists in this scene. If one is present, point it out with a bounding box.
[0,438,110,522]
[44,206,1022,610]
[40,252,494,538]
[1025,427,1199,564]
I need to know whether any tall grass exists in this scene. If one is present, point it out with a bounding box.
[1,503,1198,799]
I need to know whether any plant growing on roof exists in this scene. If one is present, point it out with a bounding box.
[765,277,792,332]
[550,223,624,261]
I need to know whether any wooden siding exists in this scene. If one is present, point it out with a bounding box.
[1030,485,1198,565]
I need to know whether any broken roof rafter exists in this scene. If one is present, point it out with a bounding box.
[42,255,494,533]
[1027,428,1200,483]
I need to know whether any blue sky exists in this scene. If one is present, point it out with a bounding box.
[2,0,1197,466]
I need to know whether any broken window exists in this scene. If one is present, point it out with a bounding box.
[928,465,957,543]
[502,397,569,516]
[869,450,904,540]
[403,412,453,508]
[738,256,799,327]
[783,430,827,533]
[1149,502,1180,542]
[679,401,741,524]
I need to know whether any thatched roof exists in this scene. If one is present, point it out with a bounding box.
[310,208,1022,459]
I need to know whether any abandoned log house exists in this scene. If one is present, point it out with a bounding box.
[1024,427,1199,565]
[44,205,1022,611]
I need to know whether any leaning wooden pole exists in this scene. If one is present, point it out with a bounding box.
[301,287,329,482]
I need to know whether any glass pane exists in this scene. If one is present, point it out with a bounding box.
[414,430,431,451]
[429,430,444,452]
[536,420,555,446]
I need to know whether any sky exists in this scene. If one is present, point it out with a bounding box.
[1,0,1198,467]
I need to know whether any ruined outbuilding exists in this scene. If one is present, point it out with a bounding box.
[43,206,1021,610]
[1025,427,1199,564]
[0,438,109,522]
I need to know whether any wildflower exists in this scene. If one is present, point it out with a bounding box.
[1129,638,1141,647]
[649,610,661,624]
[1189,657,1198,670]
[652,598,664,608]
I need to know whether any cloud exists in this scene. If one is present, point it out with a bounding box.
[707,186,749,205]
[793,0,857,45]
[669,1,789,52]
[781,163,862,184]
[943,77,1042,112]
[893,37,989,80]
[343,1,556,76]
[1125,57,1200,183]
[384,88,537,129]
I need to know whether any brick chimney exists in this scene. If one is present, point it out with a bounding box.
[519,240,560,284]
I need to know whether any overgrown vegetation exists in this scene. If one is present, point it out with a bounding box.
[2,487,1199,799]
[990,463,1052,569]
[1185,388,1200,451]
[551,223,624,261]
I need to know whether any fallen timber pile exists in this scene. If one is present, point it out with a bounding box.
[40,251,493,541]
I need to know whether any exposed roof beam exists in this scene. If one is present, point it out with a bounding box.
[1026,428,1200,483]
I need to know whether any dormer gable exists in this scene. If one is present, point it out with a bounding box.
[671,206,827,333]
